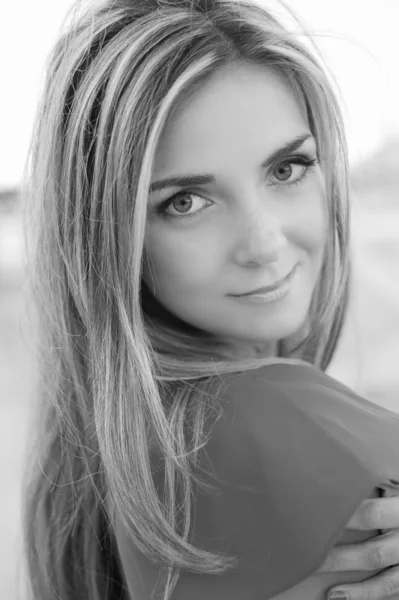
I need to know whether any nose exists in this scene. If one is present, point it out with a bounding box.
[233,203,287,266]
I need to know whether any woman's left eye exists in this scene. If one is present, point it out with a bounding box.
[270,156,319,186]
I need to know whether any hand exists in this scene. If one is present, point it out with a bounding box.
[318,495,399,600]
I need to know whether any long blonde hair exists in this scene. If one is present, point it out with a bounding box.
[21,0,351,598]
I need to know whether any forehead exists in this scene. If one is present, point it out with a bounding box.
[153,62,310,178]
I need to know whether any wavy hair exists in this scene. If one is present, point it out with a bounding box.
[21,0,351,598]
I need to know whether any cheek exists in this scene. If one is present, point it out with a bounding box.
[298,212,326,254]
[293,178,328,255]
[143,225,217,294]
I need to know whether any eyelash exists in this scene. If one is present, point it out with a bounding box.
[155,155,320,222]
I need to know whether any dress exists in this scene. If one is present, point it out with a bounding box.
[109,361,399,599]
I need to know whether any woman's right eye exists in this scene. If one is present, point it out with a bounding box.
[156,191,213,221]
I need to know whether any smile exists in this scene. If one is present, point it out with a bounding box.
[229,264,298,304]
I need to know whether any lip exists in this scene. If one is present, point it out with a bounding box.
[230,265,297,297]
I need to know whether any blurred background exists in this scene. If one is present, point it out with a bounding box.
[1,0,398,598]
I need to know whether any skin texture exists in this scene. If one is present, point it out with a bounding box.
[142,61,399,599]
[144,61,327,358]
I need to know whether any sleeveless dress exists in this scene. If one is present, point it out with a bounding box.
[109,361,399,600]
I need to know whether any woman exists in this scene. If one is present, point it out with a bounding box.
[21,0,399,599]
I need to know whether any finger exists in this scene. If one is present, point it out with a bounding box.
[318,531,399,573]
[327,565,399,600]
[346,497,399,531]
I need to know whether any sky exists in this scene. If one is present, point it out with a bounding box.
[1,0,398,189]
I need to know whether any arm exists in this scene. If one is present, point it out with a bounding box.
[111,362,399,600]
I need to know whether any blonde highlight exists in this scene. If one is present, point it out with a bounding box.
[21,1,351,599]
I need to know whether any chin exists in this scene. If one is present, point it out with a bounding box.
[245,311,310,346]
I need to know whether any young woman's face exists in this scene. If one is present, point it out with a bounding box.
[143,62,327,356]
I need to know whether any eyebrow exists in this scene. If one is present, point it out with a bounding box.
[149,133,314,193]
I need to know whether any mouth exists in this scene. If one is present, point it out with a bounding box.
[229,264,298,297]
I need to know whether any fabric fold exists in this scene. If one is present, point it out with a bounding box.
[112,362,399,600]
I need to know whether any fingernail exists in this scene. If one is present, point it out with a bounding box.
[328,591,348,600]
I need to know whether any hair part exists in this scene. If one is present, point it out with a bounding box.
[21,0,351,598]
